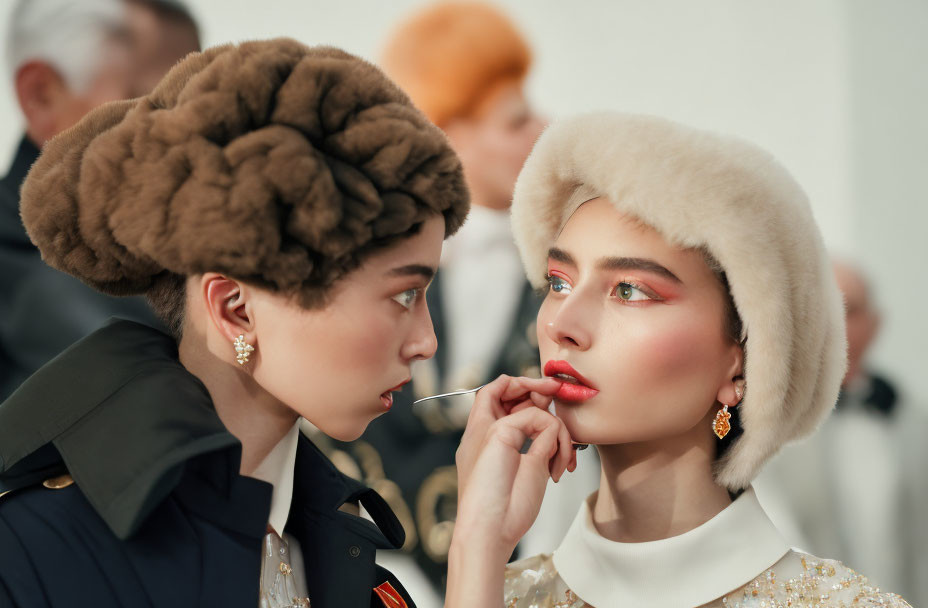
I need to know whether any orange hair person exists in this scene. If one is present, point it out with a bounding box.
[381,1,532,129]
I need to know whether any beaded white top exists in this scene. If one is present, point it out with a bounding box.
[504,488,912,608]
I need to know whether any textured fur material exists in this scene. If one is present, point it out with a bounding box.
[511,112,847,489]
[20,39,469,300]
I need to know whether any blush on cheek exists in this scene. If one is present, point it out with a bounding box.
[349,320,396,368]
[633,321,728,416]
[617,314,727,391]
[645,328,711,371]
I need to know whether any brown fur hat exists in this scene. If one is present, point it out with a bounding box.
[20,38,469,301]
[512,112,847,490]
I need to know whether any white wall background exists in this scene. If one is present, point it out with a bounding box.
[0,0,925,405]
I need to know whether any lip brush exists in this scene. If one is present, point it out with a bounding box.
[412,384,588,450]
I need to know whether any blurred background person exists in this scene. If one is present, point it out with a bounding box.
[124,0,201,96]
[755,258,928,606]
[0,0,200,400]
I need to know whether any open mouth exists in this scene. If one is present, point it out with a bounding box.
[544,360,599,403]
[380,379,410,410]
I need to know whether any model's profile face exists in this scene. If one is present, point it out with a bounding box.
[537,198,743,446]
[250,215,445,441]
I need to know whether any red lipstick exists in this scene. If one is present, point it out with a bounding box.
[543,360,599,402]
[380,379,410,410]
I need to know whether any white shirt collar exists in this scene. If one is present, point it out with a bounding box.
[552,486,790,608]
[249,421,301,536]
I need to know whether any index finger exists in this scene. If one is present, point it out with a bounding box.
[499,376,560,405]
[465,376,561,438]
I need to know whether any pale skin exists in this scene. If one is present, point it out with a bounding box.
[442,81,546,211]
[177,215,446,477]
[447,199,746,606]
[833,260,880,388]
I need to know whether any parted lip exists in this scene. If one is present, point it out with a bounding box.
[383,379,411,395]
[543,360,596,389]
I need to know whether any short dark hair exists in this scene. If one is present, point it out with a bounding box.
[146,221,430,340]
[126,0,200,51]
[127,0,198,30]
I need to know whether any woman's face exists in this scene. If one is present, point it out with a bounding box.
[251,215,445,441]
[445,82,546,211]
[536,198,743,446]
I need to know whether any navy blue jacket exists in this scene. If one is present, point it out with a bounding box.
[0,321,415,607]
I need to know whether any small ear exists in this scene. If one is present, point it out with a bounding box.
[715,342,745,407]
[200,273,254,343]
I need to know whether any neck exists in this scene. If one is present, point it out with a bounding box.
[467,189,510,212]
[178,331,298,477]
[591,417,731,543]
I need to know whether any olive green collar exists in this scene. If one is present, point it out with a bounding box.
[0,320,239,538]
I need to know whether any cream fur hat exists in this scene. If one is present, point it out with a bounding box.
[511,112,847,489]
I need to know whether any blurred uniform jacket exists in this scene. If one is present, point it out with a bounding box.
[324,269,541,591]
[0,320,416,608]
[754,372,928,607]
[0,136,162,401]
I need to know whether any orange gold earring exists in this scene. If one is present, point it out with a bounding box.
[713,405,732,439]
[714,383,744,439]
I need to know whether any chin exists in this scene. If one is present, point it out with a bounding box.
[553,404,592,442]
[315,415,376,443]
[554,402,629,446]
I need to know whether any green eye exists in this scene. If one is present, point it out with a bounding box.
[617,284,633,299]
[392,288,419,309]
[614,282,648,301]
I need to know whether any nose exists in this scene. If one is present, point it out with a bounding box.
[401,302,438,362]
[543,294,593,351]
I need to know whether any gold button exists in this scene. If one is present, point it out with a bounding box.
[43,474,74,490]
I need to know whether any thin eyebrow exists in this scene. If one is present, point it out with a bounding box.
[387,264,435,281]
[548,247,681,283]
